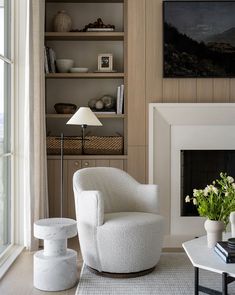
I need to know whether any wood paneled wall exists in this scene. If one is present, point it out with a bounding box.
[127,0,235,183]
[127,0,146,182]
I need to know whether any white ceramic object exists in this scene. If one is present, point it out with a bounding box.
[56,59,74,73]
[53,10,72,32]
[70,67,89,73]
[33,218,78,291]
[230,212,235,237]
[204,219,224,248]
[95,100,104,110]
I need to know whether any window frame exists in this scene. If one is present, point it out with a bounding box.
[0,0,25,278]
[0,0,14,258]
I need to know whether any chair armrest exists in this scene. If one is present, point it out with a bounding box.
[136,184,160,214]
[74,190,104,227]
[73,189,104,272]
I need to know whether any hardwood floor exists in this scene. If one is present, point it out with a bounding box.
[0,238,83,295]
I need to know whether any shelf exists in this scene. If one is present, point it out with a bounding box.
[45,32,124,41]
[46,0,123,3]
[46,113,125,119]
[45,72,124,79]
[47,155,128,160]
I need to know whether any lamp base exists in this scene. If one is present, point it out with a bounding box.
[81,124,87,155]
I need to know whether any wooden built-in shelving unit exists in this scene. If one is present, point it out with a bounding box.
[48,155,128,160]
[46,72,124,79]
[45,32,124,41]
[45,0,127,218]
[46,0,123,3]
[46,113,125,119]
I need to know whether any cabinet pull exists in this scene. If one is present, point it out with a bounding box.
[74,161,79,166]
[84,162,89,166]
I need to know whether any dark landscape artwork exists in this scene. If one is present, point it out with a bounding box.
[163,1,235,77]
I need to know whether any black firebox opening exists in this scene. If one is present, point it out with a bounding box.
[181,150,235,216]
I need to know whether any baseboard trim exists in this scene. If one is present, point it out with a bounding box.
[0,245,24,280]
[162,247,184,252]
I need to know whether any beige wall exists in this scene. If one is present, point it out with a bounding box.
[127,0,235,183]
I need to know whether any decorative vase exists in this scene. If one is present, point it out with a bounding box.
[204,219,224,248]
[230,212,235,237]
[53,10,72,32]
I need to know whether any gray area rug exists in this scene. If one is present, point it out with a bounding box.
[76,253,235,295]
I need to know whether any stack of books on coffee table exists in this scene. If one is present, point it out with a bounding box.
[215,240,235,263]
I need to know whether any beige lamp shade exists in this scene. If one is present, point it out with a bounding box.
[66,107,102,126]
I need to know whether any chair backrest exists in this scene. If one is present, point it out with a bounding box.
[73,167,140,213]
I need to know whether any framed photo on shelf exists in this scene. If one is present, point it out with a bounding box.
[98,53,113,72]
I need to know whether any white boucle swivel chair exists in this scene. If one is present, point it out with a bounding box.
[73,167,164,277]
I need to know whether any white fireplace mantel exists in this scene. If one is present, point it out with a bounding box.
[149,103,235,247]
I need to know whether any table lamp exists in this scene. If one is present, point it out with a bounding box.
[66,107,102,154]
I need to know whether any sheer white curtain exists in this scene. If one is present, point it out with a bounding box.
[24,0,48,251]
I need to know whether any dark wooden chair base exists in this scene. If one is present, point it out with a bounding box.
[86,265,156,278]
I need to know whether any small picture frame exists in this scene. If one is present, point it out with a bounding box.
[98,54,113,72]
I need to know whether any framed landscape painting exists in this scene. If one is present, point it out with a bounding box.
[163,1,235,77]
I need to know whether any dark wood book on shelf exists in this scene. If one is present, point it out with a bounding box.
[216,241,235,257]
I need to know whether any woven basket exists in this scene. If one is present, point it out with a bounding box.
[47,136,82,155]
[85,136,123,155]
[47,136,123,155]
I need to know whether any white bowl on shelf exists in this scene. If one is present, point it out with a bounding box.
[56,59,74,73]
[70,67,89,73]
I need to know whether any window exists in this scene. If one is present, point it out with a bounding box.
[0,0,13,256]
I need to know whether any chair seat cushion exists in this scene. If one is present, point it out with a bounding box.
[103,211,163,229]
[96,212,164,273]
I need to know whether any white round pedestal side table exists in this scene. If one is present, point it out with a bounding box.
[33,218,78,291]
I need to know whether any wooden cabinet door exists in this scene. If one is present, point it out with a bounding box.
[66,160,82,219]
[95,159,125,170]
[47,159,67,218]
[95,159,110,167]
[81,159,96,169]
[109,159,124,170]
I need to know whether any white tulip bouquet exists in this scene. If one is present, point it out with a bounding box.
[185,172,235,228]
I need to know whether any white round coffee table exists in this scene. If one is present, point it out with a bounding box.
[33,218,78,291]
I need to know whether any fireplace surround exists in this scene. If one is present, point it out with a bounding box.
[149,103,235,247]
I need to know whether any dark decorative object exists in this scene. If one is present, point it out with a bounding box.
[88,98,97,109]
[100,95,115,109]
[71,18,115,32]
[163,1,235,78]
[54,103,77,114]
[228,238,235,249]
